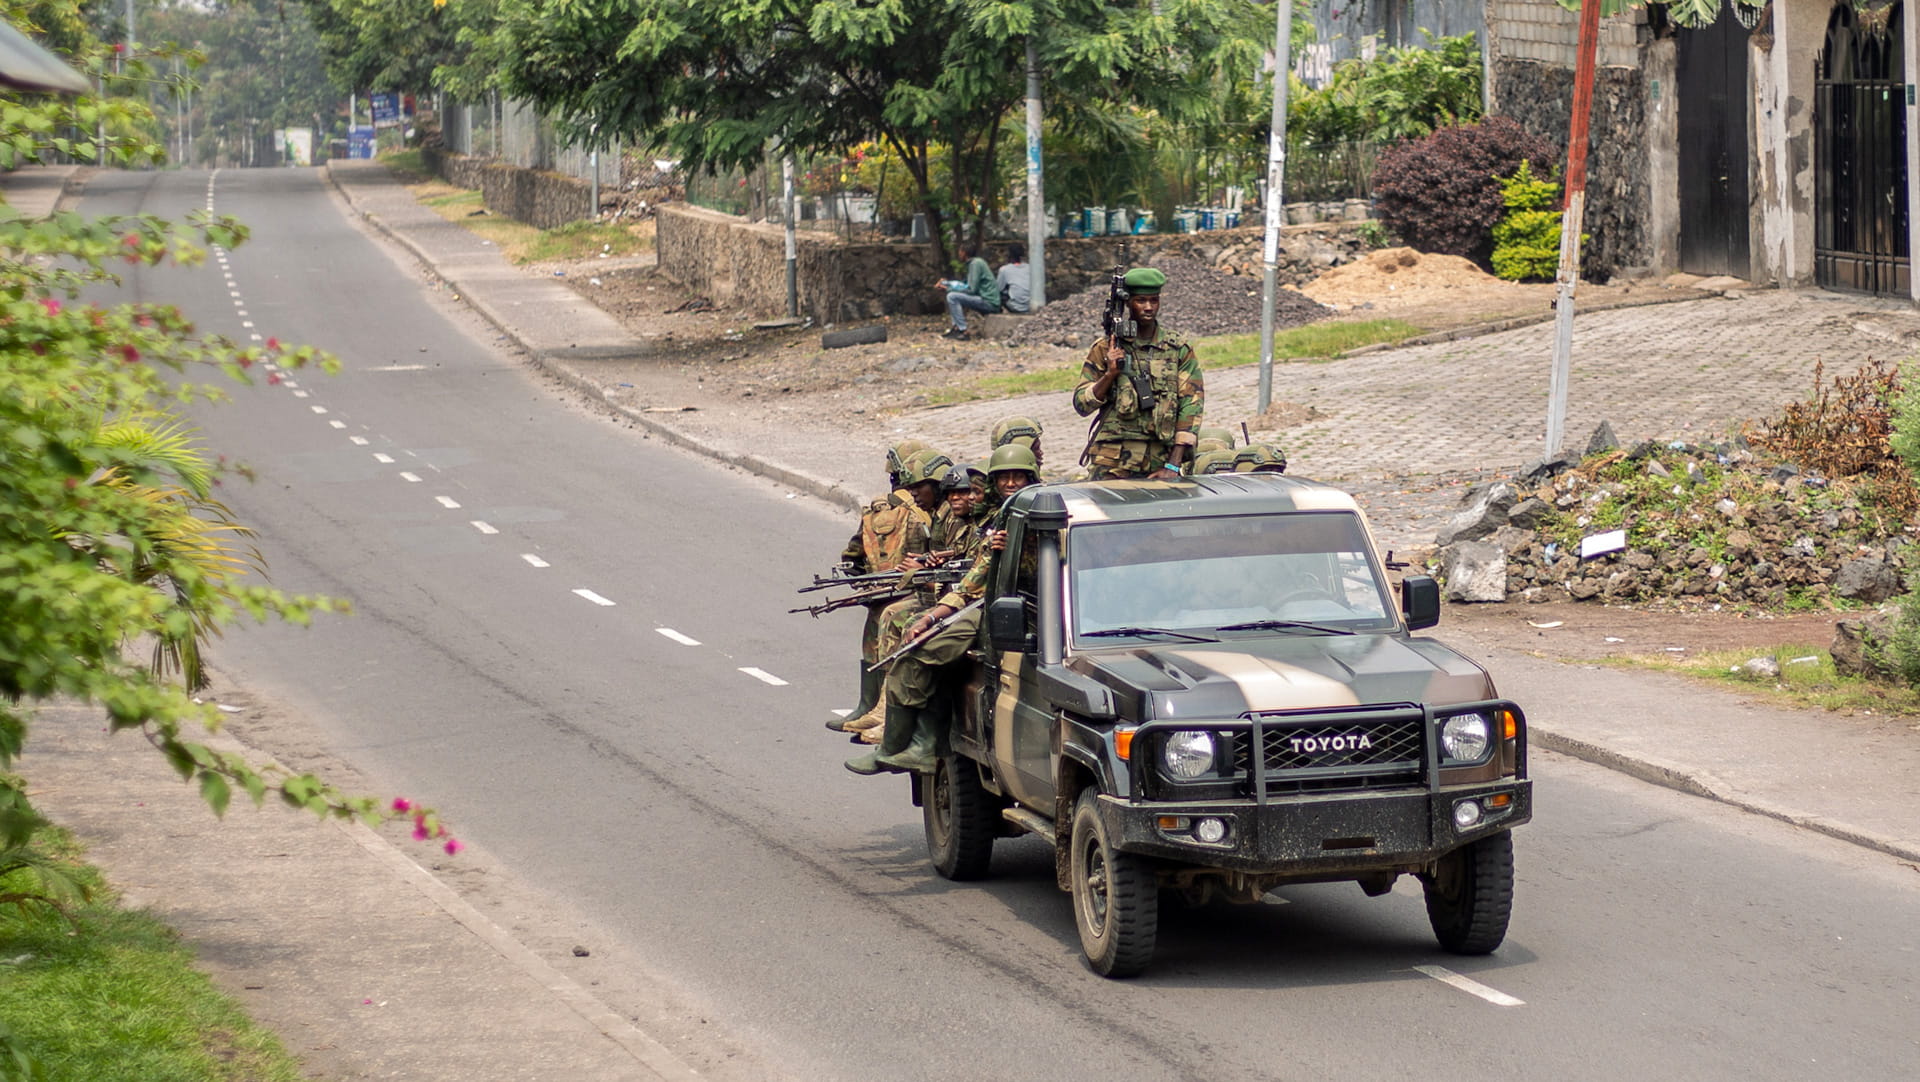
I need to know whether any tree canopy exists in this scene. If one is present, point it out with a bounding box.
[442,0,1269,255]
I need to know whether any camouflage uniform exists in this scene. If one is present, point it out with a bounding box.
[874,493,991,649]
[840,489,934,663]
[1072,326,1205,479]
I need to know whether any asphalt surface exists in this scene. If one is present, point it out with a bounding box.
[8,164,1920,1081]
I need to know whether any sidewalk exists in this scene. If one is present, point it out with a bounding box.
[321,158,1920,867]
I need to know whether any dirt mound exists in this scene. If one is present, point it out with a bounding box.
[1301,247,1520,306]
[1007,255,1330,346]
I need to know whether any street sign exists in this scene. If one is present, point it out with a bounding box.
[371,92,404,128]
[349,125,375,159]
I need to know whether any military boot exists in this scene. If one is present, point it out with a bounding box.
[845,701,917,775]
[843,698,886,733]
[874,706,939,774]
[827,664,886,732]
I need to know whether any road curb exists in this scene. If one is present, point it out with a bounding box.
[335,819,701,1082]
[1532,727,1920,864]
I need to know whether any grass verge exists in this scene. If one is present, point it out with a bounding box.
[0,826,307,1082]
[401,172,654,266]
[1601,644,1920,716]
[922,318,1426,407]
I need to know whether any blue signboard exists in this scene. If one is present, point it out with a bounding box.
[370,92,403,128]
[349,125,376,159]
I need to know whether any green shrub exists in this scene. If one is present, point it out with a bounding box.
[1490,160,1567,281]
[1888,360,1920,477]
[1879,568,1920,685]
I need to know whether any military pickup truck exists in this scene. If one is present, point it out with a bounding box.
[909,475,1531,977]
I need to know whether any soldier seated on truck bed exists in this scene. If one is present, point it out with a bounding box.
[846,445,1039,776]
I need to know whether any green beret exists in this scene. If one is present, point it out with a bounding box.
[1122,267,1167,294]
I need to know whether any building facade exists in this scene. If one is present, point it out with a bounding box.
[1485,0,1914,303]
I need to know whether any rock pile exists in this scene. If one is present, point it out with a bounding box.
[1431,426,1917,608]
[1007,256,1331,347]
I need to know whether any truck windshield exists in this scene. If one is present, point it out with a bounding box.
[1067,511,1395,641]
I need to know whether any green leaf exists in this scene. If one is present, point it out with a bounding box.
[198,771,231,817]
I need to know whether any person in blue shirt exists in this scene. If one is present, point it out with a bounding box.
[935,242,1000,340]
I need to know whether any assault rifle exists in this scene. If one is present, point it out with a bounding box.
[797,556,959,594]
[1082,264,1156,467]
[789,564,968,617]
[866,598,984,672]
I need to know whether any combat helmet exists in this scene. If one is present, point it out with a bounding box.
[938,465,976,493]
[987,443,1040,479]
[1197,426,1237,450]
[886,439,932,487]
[903,448,955,486]
[1230,443,1288,474]
[990,416,1044,449]
[1192,449,1238,475]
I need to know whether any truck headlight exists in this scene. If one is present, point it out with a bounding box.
[1162,730,1218,780]
[1440,712,1492,761]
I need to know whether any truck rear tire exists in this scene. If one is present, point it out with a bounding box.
[1421,829,1513,955]
[1069,788,1158,977]
[923,754,998,881]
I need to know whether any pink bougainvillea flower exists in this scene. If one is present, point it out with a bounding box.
[391,797,412,813]
[266,371,282,385]
[412,814,430,841]
[237,353,254,369]
[266,336,280,350]
[443,838,463,856]
[39,297,59,316]
[119,344,139,364]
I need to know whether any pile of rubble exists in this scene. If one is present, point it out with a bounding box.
[1431,423,1916,609]
[1006,256,1330,347]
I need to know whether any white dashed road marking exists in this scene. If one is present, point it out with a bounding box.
[1413,965,1524,1007]
[739,668,788,687]
[373,453,394,464]
[435,496,461,509]
[521,554,549,568]
[328,420,346,429]
[573,589,616,607]
[655,628,700,646]
[292,390,309,398]
[830,708,852,718]
[470,521,497,534]
[350,436,369,445]
[310,405,327,414]
[400,472,421,483]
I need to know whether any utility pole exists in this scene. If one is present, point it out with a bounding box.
[781,150,799,317]
[1255,0,1294,414]
[1025,35,1047,309]
[1544,0,1603,455]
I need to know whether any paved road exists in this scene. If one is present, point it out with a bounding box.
[72,167,1920,1081]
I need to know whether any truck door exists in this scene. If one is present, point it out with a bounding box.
[987,513,1059,812]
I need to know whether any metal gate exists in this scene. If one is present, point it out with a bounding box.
[1815,1,1910,296]
[1677,7,1753,277]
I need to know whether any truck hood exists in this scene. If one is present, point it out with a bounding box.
[1072,634,1495,720]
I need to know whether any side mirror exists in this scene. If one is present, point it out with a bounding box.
[1400,575,1440,631]
[987,595,1029,651]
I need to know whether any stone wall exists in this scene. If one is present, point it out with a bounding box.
[421,148,593,230]
[1486,0,1643,68]
[656,203,1370,322]
[1492,60,1651,279]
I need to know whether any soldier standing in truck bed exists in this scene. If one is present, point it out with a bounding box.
[1072,266,1205,480]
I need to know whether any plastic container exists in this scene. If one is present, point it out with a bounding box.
[1082,206,1105,236]
[1106,207,1129,235]
[1131,210,1156,234]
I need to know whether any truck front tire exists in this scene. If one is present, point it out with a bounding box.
[1421,829,1514,955]
[1069,788,1158,977]
[923,754,998,880]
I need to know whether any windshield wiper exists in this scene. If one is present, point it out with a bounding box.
[1214,618,1356,636]
[1080,626,1220,643]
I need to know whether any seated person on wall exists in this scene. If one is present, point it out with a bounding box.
[996,244,1032,315]
[935,242,1001,341]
